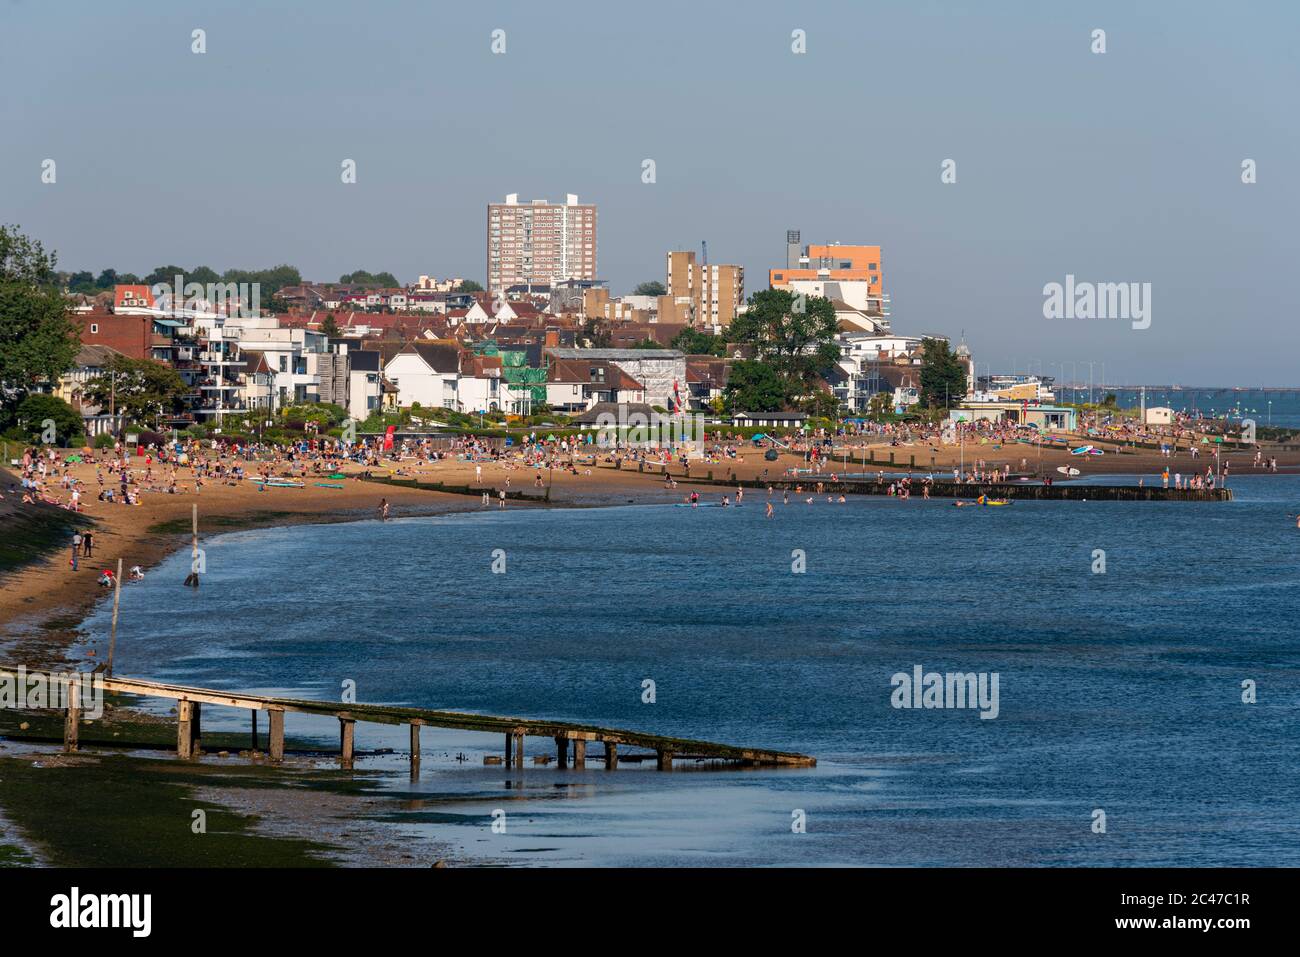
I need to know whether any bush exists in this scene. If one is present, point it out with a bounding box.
[93,433,116,449]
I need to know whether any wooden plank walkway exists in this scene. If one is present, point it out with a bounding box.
[661,473,1233,501]
[0,666,815,771]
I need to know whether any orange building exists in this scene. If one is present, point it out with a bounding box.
[768,239,882,297]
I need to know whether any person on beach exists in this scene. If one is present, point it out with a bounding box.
[379,498,389,521]
[82,530,93,557]
[766,502,774,519]
[70,533,81,571]
[498,489,506,509]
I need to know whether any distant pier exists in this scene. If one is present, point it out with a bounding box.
[669,473,1232,501]
[603,461,1233,501]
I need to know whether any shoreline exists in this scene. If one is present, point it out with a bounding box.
[2,435,1291,666]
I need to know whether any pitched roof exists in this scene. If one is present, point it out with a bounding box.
[404,342,462,373]
[349,349,380,372]
[548,358,644,391]
[73,343,128,367]
[573,401,659,424]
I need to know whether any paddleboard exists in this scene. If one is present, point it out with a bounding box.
[1056,466,1081,476]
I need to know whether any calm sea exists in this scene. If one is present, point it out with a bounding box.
[82,475,1300,866]
[1060,386,1300,429]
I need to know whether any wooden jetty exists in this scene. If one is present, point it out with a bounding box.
[0,666,815,772]
[666,474,1232,501]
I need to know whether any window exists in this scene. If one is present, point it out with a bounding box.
[90,324,98,333]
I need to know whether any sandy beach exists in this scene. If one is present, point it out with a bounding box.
[1,431,1291,666]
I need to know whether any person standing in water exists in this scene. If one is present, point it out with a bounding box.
[379,498,389,521]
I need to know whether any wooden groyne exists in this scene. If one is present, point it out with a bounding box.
[599,461,1232,501]
[359,474,550,502]
[0,666,815,771]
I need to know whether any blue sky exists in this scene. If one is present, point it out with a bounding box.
[2,0,1297,384]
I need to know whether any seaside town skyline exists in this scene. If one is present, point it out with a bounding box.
[4,0,1298,384]
[2,0,1294,927]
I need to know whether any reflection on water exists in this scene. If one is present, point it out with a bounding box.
[82,475,1300,865]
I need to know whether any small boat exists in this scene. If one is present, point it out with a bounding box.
[1056,466,1081,476]
[977,495,1012,507]
[262,480,305,488]
[313,482,344,489]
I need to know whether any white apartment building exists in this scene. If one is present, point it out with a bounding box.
[487,193,596,296]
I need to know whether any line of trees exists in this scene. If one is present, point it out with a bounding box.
[61,263,303,297]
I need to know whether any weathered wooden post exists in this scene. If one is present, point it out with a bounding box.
[656,748,674,771]
[604,740,618,770]
[250,709,258,751]
[514,728,525,768]
[504,731,514,767]
[63,679,80,753]
[177,699,201,759]
[268,708,285,762]
[410,723,421,773]
[573,738,586,769]
[106,558,123,677]
[339,717,356,770]
[555,735,568,769]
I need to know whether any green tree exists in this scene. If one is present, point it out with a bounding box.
[83,355,187,426]
[728,289,839,389]
[867,391,894,421]
[633,280,665,297]
[670,328,727,356]
[631,338,663,349]
[918,338,967,409]
[322,313,341,337]
[456,280,485,293]
[189,265,220,285]
[581,318,612,349]
[222,264,301,296]
[802,388,842,419]
[14,393,83,447]
[340,270,399,287]
[723,360,790,413]
[0,226,80,414]
[66,270,96,293]
[144,264,187,287]
[95,268,118,288]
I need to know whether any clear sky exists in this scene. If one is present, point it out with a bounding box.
[2,0,1297,385]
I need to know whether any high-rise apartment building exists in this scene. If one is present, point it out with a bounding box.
[665,249,744,327]
[487,193,597,294]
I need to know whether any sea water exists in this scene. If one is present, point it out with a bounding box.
[81,474,1300,866]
